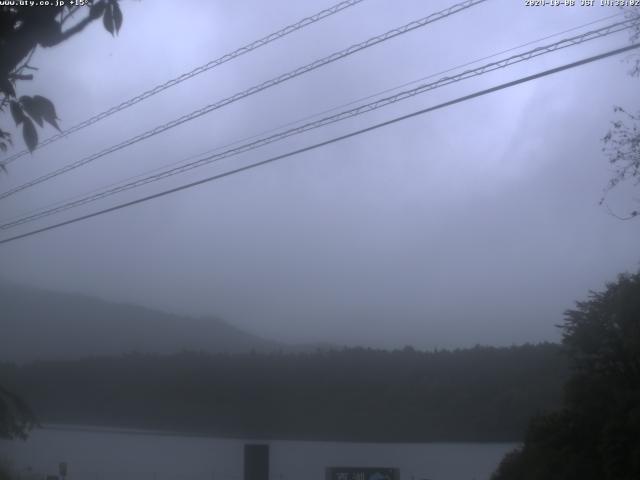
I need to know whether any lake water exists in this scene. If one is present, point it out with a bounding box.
[0,426,518,480]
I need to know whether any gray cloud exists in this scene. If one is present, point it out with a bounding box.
[1,0,639,350]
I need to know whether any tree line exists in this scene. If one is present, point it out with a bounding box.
[493,271,640,480]
[0,343,566,442]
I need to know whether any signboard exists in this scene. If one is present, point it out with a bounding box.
[326,467,399,480]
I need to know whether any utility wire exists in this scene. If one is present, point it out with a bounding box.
[1,18,636,231]
[292,11,626,125]
[0,0,488,201]
[0,0,366,166]
[1,13,624,227]
[6,9,623,179]
[1,42,638,246]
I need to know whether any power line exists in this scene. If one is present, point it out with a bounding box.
[3,13,622,227]
[4,10,623,178]
[1,42,637,246]
[0,0,488,201]
[1,18,636,231]
[0,0,366,166]
[0,12,624,229]
[293,11,626,124]
[2,18,635,229]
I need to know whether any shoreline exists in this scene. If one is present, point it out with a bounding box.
[38,423,523,446]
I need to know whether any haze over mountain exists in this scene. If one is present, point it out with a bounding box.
[0,283,289,363]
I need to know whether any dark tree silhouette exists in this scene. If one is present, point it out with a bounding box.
[492,270,640,480]
[0,385,36,440]
[0,0,123,160]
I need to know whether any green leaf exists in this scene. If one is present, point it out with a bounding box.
[20,96,44,127]
[90,1,106,19]
[22,117,38,152]
[103,3,115,35]
[10,101,25,125]
[112,1,123,33]
[32,95,60,131]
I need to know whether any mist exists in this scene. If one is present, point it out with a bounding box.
[1,0,639,350]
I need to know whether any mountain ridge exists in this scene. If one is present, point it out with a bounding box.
[0,282,287,363]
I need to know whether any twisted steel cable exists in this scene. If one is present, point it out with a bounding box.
[0,12,625,226]
[0,0,366,166]
[1,17,636,232]
[0,0,489,200]
[1,42,638,246]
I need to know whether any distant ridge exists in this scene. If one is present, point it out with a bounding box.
[0,282,285,363]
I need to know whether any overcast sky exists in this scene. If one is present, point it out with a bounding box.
[1,0,639,349]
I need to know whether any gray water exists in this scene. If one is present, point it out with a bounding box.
[0,426,518,480]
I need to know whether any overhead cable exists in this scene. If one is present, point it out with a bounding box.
[0,0,367,166]
[0,0,488,200]
[1,18,636,231]
[2,12,624,226]
[1,42,638,246]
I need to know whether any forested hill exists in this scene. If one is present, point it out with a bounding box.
[0,282,283,362]
[0,344,567,442]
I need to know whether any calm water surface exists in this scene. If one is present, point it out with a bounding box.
[0,426,518,480]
